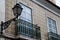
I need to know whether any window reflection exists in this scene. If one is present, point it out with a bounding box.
[48,18,57,33]
[18,4,32,23]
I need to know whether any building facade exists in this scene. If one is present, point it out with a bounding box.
[0,0,60,40]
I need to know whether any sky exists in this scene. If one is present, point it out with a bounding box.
[0,0,5,22]
[56,0,60,7]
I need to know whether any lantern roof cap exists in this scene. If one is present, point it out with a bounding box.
[12,3,22,9]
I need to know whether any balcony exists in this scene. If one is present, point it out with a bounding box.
[48,32,60,40]
[16,19,41,39]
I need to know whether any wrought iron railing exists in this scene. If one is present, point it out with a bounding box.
[49,32,60,40]
[16,19,41,39]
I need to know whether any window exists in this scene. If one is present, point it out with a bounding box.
[18,4,32,23]
[17,4,33,37]
[48,18,57,33]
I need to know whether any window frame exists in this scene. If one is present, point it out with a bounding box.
[48,17,57,33]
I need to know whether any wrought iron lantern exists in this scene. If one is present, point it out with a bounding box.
[12,3,23,17]
[0,3,23,34]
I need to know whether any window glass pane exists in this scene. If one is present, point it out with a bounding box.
[26,13,31,20]
[26,19,31,23]
[21,4,26,11]
[48,18,57,33]
[19,4,32,23]
[20,17,26,21]
[48,18,51,23]
[25,7,31,14]
[20,11,26,17]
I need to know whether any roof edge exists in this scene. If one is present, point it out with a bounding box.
[31,0,60,17]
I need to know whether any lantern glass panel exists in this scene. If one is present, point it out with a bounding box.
[13,8,17,16]
[18,8,22,16]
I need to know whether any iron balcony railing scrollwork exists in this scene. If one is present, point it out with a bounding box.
[16,19,41,39]
[49,32,60,40]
